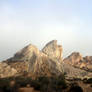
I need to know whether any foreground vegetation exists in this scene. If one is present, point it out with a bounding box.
[0,75,67,92]
[0,75,91,92]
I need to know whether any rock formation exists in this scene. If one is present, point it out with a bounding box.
[2,40,63,78]
[62,62,89,78]
[64,52,83,65]
[9,44,40,62]
[42,40,63,60]
[83,56,92,71]
[0,40,92,79]
[83,56,92,63]
[63,52,92,72]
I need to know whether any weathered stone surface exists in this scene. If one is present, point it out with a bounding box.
[42,40,63,60]
[0,62,17,78]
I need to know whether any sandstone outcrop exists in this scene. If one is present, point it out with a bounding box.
[63,52,92,72]
[64,52,83,65]
[3,40,63,78]
[1,40,92,79]
[42,40,63,60]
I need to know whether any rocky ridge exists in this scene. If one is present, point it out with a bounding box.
[1,40,63,78]
[0,40,92,79]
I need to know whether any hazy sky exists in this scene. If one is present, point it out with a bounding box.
[0,0,92,61]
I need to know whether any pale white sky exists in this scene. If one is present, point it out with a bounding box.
[0,0,92,61]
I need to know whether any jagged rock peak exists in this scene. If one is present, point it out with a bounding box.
[10,44,40,62]
[42,40,63,60]
[63,52,83,65]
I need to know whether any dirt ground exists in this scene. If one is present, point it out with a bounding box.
[18,87,40,92]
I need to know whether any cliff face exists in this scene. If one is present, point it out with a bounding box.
[1,40,63,78]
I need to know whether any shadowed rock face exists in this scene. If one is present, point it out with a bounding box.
[1,40,63,78]
[42,40,63,60]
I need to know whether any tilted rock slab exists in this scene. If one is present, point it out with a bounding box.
[42,40,63,60]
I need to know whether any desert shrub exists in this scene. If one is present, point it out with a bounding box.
[0,75,66,92]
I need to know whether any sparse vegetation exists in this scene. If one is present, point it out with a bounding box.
[0,75,67,92]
